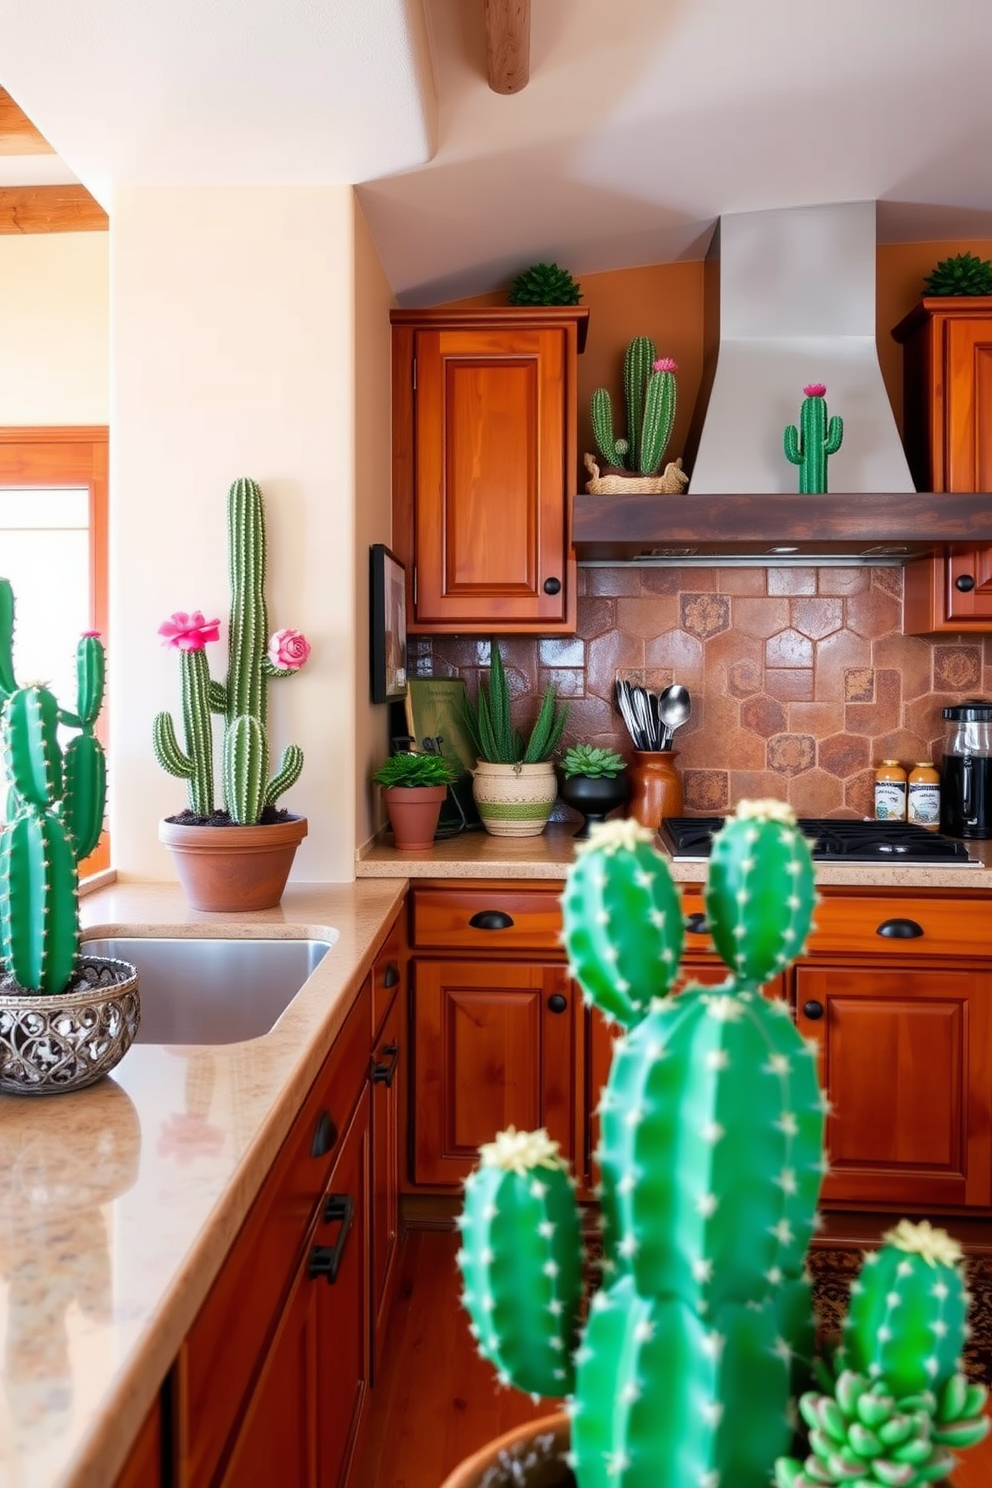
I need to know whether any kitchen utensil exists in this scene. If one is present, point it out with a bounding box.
[657,683,691,750]
[614,676,648,751]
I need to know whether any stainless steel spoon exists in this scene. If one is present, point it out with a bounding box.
[658,684,691,750]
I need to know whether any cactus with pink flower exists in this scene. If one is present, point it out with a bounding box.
[591,337,678,474]
[153,477,311,825]
[784,383,844,494]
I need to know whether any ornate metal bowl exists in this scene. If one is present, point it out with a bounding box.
[0,956,140,1096]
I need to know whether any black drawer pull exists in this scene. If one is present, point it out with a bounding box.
[803,1000,825,1021]
[310,1110,338,1159]
[468,910,515,931]
[955,574,976,593]
[382,961,400,988]
[372,1042,400,1087]
[876,918,924,939]
[547,993,568,1014]
[308,1194,355,1285]
[685,912,709,934]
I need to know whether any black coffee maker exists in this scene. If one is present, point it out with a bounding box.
[940,700,992,838]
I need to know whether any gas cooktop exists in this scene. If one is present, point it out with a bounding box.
[659,816,981,867]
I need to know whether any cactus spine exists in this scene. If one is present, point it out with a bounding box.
[784,383,844,494]
[590,338,678,475]
[0,580,108,994]
[153,478,307,824]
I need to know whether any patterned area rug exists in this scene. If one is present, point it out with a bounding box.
[808,1246,992,1385]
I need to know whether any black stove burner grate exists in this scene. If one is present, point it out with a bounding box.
[660,816,976,865]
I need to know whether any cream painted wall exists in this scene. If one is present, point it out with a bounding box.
[352,204,397,854]
[0,233,108,423]
[111,185,359,882]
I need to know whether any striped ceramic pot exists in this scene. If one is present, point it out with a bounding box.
[471,761,558,838]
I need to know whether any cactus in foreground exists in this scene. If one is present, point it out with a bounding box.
[455,803,988,1487]
[784,382,844,494]
[153,478,310,824]
[0,578,107,993]
[590,337,678,474]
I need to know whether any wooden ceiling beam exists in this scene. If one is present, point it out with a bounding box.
[0,187,108,234]
[0,87,55,155]
[484,0,530,94]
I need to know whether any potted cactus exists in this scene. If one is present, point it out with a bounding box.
[446,804,989,1487]
[0,578,139,1095]
[154,477,311,910]
[371,750,457,852]
[558,743,629,839]
[585,337,687,495]
[459,641,568,838]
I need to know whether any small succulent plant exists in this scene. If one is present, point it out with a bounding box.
[0,578,107,994]
[153,477,311,825]
[508,261,582,306]
[371,751,457,789]
[560,744,627,780]
[459,640,568,765]
[923,250,992,297]
[590,337,678,475]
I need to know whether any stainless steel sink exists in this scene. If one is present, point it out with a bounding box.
[81,935,338,1045]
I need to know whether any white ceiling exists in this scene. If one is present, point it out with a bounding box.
[3,0,992,304]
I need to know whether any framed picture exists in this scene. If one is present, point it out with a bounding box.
[369,543,407,703]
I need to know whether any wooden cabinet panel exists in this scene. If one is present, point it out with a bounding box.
[371,988,403,1377]
[410,884,564,953]
[412,959,575,1186]
[371,910,405,1041]
[808,889,991,959]
[796,965,992,1212]
[113,1398,163,1488]
[390,307,587,635]
[893,297,992,632]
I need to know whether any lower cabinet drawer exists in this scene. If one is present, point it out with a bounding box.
[410,884,565,953]
[809,891,992,959]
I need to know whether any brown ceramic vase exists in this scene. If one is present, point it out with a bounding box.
[158,815,307,912]
[627,749,682,831]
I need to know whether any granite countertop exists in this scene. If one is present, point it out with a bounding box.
[357,822,992,889]
[0,878,406,1488]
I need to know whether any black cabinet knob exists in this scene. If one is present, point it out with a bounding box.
[955,574,976,593]
[685,912,709,934]
[372,1042,400,1087]
[876,918,924,939]
[468,910,515,931]
[543,577,562,595]
[547,993,568,1014]
[803,1000,825,1021]
[382,961,400,988]
[310,1110,338,1158]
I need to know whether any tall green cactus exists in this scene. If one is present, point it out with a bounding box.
[591,338,678,475]
[455,803,988,1487]
[153,478,310,824]
[0,580,108,994]
[784,383,844,494]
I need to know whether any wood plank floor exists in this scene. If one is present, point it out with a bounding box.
[355,1226,992,1488]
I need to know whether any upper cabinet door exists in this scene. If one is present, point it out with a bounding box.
[945,315,992,492]
[391,308,587,635]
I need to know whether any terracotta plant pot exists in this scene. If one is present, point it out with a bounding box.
[381,784,447,851]
[439,1412,570,1488]
[159,815,308,912]
[471,761,558,838]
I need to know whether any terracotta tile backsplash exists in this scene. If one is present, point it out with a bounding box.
[407,566,992,819]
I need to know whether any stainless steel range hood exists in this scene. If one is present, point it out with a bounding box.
[573,201,992,565]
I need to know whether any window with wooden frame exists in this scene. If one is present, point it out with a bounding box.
[0,428,110,874]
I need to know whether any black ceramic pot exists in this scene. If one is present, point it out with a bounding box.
[558,772,630,838]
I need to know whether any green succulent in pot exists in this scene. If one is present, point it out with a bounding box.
[0,577,139,1094]
[459,641,568,838]
[560,744,627,780]
[372,750,457,852]
[559,744,629,839]
[371,751,457,790]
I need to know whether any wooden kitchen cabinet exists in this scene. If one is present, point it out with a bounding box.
[371,979,403,1375]
[798,889,992,1214]
[390,307,588,634]
[892,297,992,632]
[113,1398,164,1488]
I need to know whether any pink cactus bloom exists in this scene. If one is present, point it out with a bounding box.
[803,383,827,398]
[268,628,311,670]
[653,357,679,373]
[81,630,102,638]
[158,611,221,652]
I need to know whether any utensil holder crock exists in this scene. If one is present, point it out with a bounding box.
[628,750,682,830]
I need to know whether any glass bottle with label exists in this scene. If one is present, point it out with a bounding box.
[907,761,940,825]
[874,760,907,821]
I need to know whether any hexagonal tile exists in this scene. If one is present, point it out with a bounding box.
[644,629,704,678]
[680,592,731,641]
[844,668,874,703]
[844,768,876,818]
[732,596,790,639]
[767,733,816,776]
[871,632,932,702]
[845,584,901,640]
[814,629,871,699]
[683,770,729,813]
[818,733,871,779]
[792,768,845,815]
[933,644,982,693]
[765,669,813,702]
[845,668,901,737]
[741,694,787,739]
[616,593,679,639]
[726,655,763,699]
[575,596,617,641]
[766,628,814,669]
[791,596,844,640]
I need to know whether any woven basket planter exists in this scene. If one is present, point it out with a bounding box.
[471,761,557,838]
[583,452,688,495]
